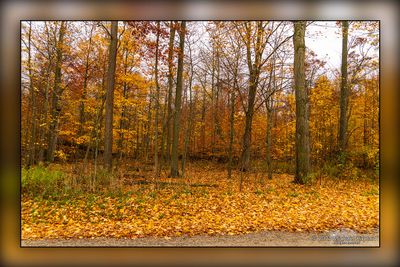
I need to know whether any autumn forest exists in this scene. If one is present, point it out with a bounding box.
[21,21,379,245]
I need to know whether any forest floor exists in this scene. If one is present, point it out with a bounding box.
[21,227,379,247]
[21,161,379,246]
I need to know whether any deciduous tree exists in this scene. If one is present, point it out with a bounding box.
[170,21,186,177]
[104,21,118,172]
[293,21,310,184]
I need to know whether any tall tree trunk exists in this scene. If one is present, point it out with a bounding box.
[170,21,186,178]
[39,23,51,162]
[135,111,140,158]
[211,49,216,153]
[227,86,235,179]
[104,21,118,172]
[181,43,194,177]
[144,97,152,162]
[27,21,37,166]
[37,64,51,163]
[46,21,66,163]
[90,86,107,191]
[266,97,273,180]
[118,48,129,160]
[215,48,223,143]
[339,20,349,155]
[165,21,176,163]
[93,53,108,186]
[160,89,168,163]
[240,80,257,172]
[363,84,369,167]
[79,25,94,138]
[293,21,310,184]
[201,73,206,152]
[154,21,161,178]
[240,22,264,172]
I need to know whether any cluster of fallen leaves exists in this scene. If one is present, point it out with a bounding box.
[22,163,379,240]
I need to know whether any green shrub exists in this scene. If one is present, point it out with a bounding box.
[346,146,379,169]
[95,168,111,186]
[254,189,264,195]
[304,172,319,185]
[182,188,192,195]
[341,162,361,180]
[361,188,379,196]
[320,159,358,180]
[287,191,299,197]
[272,160,295,174]
[321,162,341,178]
[22,165,66,197]
[374,156,379,177]
[149,191,158,199]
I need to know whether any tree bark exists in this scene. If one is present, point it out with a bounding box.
[211,48,216,152]
[339,20,349,154]
[228,86,235,179]
[27,21,37,166]
[154,21,161,177]
[104,21,118,172]
[38,24,55,163]
[118,48,129,160]
[293,21,310,184]
[46,21,66,163]
[201,73,206,152]
[215,47,223,142]
[240,82,257,172]
[144,97,152,162]
[160,88,168,163]
[266,97,273,180]
[240,22,264,172]
[170,21,186,178]
[79,25,94,138]
[165,21,176,163]
[182,39,194,177]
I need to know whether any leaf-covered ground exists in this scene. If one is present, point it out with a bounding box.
[22,164,379,240]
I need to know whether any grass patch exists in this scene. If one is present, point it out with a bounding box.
[22,165,66,198]
[362,188,379,197]
[287,192,299,198]
[254,189,264,196]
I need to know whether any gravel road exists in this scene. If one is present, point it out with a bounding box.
[21,228,379,247]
